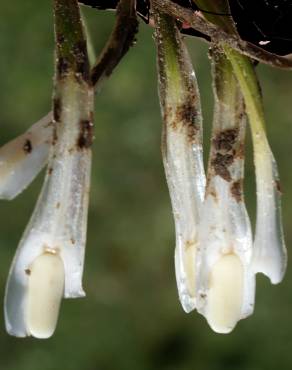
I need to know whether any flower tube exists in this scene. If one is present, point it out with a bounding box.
[4,0,93,338]
[225,47,287,284]
[153,9,205,312]
[0,112,52,200]
[196,48,255,333]
[4,0,138,338]
[4,78,93,337]
[252,148,286,283]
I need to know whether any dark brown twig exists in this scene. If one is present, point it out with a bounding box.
[151,0,292,70]
[90,0,139,86]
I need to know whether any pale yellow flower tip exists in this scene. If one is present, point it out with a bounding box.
[183,242,197,298]
[205,254,243,334]
[26,252,64,339]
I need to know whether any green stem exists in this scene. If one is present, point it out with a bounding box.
[223,45,268,151]
[193,0,235,33]
[54,0,90,82]
[195,0,268,150]
[152,0,292,69]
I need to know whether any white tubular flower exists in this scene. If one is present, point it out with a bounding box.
[196,49,255,334]
[252,142,287,284]
[5,76,94,338]
[4,0,94,338]
[0,112,52,200]
[154,10,205,312]
[224,46,287,285]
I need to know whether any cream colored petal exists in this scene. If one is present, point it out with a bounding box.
[27,252,64,339]
[206,254,243,334]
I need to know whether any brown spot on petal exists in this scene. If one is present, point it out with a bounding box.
[171,102,200,143]
[230,180,242,202]
[77,119,94,149]
[57,57,69,79]
[213,128,239,152]
[163,106,173,126]
[275,180,282,194]
[185,239,196,249]
[73,41,90,83]
[176,102,195,124]
[208,188,218,201]
[236,142,245,159]
[211,153,234,181]
[23,139,32,154]
[53,98,62,123]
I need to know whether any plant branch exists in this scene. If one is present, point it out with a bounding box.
[54,0,90,82]
[151,0,292,70]
[90,0,139,86]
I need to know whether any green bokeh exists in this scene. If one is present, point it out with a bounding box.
[1,2,292,369]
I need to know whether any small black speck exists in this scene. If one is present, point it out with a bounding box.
[23,139,32,154]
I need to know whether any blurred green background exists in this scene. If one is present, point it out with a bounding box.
[1,2,292,369]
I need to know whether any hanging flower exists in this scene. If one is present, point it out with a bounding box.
[195,48,255,333]
[154,9,205,313]
[5,0,94,338]
[1,0,290,338]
